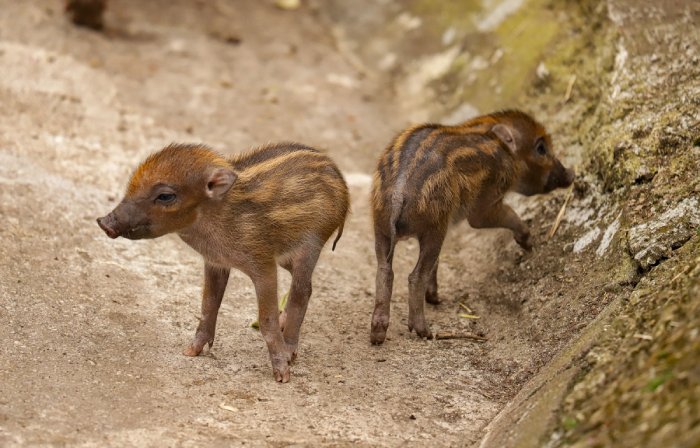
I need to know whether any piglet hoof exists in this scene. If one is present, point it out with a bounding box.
[183,344,204,357]
[408,322,433,340]
[516,234,533,252]
[183,332,213,357]
[370,318,389,345]
[370,329,387,345]
[414,328,433,340]
[274,368,290,383]
[272,361,291,383]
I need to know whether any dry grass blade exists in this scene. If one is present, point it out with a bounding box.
[633,333,653,341]
[435,332,487,342]
[279,290,289,310]
[275,0,301,10]
[459,302,473,313]
[564,74,577,102]
[547,183,575,239]
[219,403,237,412]
[460,313,480,319]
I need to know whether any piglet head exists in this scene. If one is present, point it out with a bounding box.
[97,143,237,240]
[489,110,574,196]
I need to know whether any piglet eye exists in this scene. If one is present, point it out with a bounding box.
[155,193,176,204]
[536,142,547,156]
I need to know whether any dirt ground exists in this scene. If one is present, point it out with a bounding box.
[0,0,696,447]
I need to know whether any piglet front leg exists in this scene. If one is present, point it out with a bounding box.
[468,202,532,251]
[184,264,230,356]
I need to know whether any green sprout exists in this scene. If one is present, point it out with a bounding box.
[250,290,289,330]
[645,371,673,392]
[562,416,578,430]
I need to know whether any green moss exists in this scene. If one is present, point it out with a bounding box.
[463,0,561,111]
[613,247,640,286]
[645,371,673,392]
[491,0,559,101]
[562,416,579,430]
[411,0,484,30]
[557,238,700,446]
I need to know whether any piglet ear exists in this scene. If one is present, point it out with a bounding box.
[206,167,237,199]
[491,124,518,153]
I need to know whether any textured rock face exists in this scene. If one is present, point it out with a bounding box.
[628,198,700,270]
[479,0,700,445]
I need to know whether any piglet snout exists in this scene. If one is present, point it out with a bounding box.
[544,162,575,192]
[97,214,120,239]
[564,167,575,186]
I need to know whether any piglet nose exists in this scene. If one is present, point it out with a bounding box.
[97,215,120,239]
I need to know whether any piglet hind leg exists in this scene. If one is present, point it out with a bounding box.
[407,230,446,339]
[371,232,395,345]
[253,263,292,383]
[281,243,321,363]
[184,264,230,357]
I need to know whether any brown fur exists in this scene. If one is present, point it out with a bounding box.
[369,110,574,344]
[97,142,349,382]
